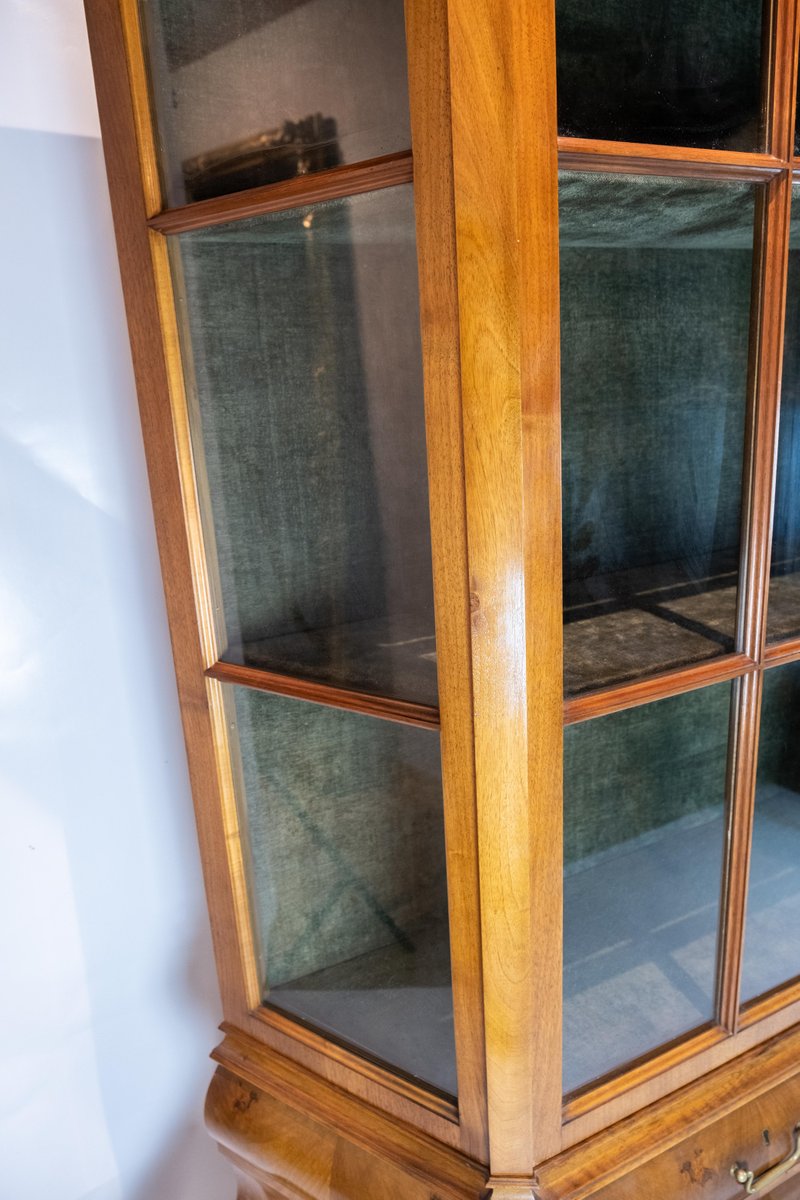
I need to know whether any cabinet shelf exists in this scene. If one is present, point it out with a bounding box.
[564,561,738,695]
[768,570,800,644]
[223,613,439,710]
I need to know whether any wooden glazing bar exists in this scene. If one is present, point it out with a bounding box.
[737,177,791,665]
[206,660,441,730]
[716,672,763,1032]
[557,138,785,181]
[764,633,800,663]
[710,0,800,1044]
[148,151,414,235]
[563,654,755,726]
[765,0,800,162]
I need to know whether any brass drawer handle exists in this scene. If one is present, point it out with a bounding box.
[731,1124,800,1194]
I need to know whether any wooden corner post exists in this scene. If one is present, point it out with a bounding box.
[445,0,564,1183]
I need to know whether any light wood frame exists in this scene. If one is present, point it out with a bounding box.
[83,0,800,1192]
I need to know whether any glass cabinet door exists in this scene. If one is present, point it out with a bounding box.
[97,0,800,1160]
[136,0,458,1101]
[556,0,800,1113]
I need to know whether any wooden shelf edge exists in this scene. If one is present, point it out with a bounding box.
[563,653,756,725]
[148,150,414,234]
[206,659,441,728]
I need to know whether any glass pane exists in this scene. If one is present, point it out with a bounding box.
[560,173,754,696]
[556,0,765,151]
[228,685,455,1095]
[563,682,732,1094]
[768,193,800,643]
[741,663,800,1003]
[140,0,412,206]
[172,186,437,706]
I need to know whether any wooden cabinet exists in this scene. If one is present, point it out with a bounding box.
[84,0,800,1195]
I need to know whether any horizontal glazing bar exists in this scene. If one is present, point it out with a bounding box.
[764,636,800,666]
[148,151,414,235]
[206,660,440,730]
[558,138,785,181]
[563,653,756,726]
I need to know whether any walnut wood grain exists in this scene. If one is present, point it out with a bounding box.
[209,1036,486,1197]
[446,0,563,1172]
[208,1072,480,1199]
[405,0,489,1160]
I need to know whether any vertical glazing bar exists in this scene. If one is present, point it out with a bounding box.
[446,0,563,1184]
[766,0,800,161]
[717,670,763,1030]
[718,0,799,1029]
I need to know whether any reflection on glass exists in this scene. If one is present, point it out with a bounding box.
[556,0,764,150]
[560,173,754,695]
[228,685,455,1095]
[768,193,800,642]
[563,683,731,1094]
[140,0,412,205]
[741,663,800,1003]
[172,186,437,706]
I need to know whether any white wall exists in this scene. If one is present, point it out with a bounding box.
[0,3,235,1197]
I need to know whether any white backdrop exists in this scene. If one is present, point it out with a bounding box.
[0,3,235,1197]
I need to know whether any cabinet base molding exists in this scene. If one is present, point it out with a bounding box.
[206,1023,800,1200]
[205,1052,488,1200]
